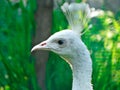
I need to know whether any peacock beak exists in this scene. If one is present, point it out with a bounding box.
[31,41,49,52]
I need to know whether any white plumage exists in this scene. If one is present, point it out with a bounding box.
[31,2,93,90]
[61,2,91,34]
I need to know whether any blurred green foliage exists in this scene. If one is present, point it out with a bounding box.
[0,0,39,90]
[0,0,120,90]
[46,1,120,90]
[84,11,120,90]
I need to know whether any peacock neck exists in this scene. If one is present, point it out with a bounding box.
[61,42,93,90]
[71,45,93,90]
[60,39,93,90]
[72,56,93,90]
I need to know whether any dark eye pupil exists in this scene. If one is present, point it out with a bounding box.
[58,40,64,45]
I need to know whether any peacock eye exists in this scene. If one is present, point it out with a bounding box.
[57,39,64,45]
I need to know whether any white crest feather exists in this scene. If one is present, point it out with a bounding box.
[61,2,91,35]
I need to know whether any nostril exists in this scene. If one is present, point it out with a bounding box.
[41,43,46,46]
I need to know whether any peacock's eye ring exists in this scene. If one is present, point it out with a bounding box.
[58,40,64,45]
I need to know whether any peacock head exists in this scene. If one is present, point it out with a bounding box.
[31,30,81,58]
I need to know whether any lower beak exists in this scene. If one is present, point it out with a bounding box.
[31,41,49,52]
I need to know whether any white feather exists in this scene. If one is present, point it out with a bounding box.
[61,2,91,35]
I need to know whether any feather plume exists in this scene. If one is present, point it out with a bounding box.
[61,2,91,35]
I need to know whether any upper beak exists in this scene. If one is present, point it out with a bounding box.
[31,41,49,52]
